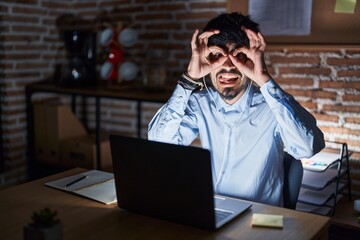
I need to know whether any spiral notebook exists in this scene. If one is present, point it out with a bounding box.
[45,170,117,204]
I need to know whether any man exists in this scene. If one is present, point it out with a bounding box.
[148,13,325,207]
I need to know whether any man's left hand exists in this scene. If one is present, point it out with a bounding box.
[229,27,271,87]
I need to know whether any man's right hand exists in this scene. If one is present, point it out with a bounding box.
[186,29,227,80]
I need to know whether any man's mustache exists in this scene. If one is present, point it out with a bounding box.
[216,69,241,78]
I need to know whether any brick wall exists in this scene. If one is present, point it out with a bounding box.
[1,1,359,195]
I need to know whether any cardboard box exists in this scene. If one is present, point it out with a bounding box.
[33,100,87,165]
[60,133,112,169]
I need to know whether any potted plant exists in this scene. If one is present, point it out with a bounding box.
[23,207,62,240]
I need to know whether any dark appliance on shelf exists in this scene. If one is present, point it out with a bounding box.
[61,30,97,87]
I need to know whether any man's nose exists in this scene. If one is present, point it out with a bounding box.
[223,55,235,68]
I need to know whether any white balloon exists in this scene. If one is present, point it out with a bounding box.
[100,61,113,80]
[119,61,139,81]
[118,28,138,47]
[99,28,113,46]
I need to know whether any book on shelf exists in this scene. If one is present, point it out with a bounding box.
[45,170,117,204]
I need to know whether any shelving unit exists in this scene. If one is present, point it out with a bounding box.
[25,80,171,179]
[296,142,352,216]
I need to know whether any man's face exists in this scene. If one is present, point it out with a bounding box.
[208,43,251,104]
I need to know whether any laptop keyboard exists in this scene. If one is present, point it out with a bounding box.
[215,209,232,222]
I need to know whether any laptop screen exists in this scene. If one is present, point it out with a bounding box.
[110,135,217,229]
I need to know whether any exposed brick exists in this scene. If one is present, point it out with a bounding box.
[1,0,38,4]
[312,113,339,123]
[14,44,50,51]
[12,6,47,15]
[172,32,193,41]
[6,136,24,146]
[185,21,208,30]
[4,53,40,60]
[145,22,182,30]
[320,126,360,136]
[148,3,185,11]
[102,119,133,127]
[135,0,167,3]
[176,11,218,20]
[334,138,360,149]
[2,15,39,23]
[345,117,360,124]
[4,35,40,42]
[327,57,360,66]
[279,67,331,75]
[270,56,320,65]
[298,101,317,110]
[4,71,41,79]
[15,62,49,69]
[267,67,276,76]
[140,32,169,40]
[99,0,130,8]
[190,2,226,9]
[351,152,360,161]
[322,104,360,113]
[148,42,185,50]
[0,5,9,12]
[12,25,47,33]
[136,13,172,21]
[343,94,360,102]
[41,1,71,8]
[276,77,314,86]
[346,49,360,55]
[337,70,360,78]
[319,81,360,89]
[287,89,336,100]
[284,48,342,54]
[72,2,98,8]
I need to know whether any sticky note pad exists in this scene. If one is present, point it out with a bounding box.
[334,0,357,14]
[252,213,283,228]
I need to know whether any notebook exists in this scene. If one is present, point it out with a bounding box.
[45,170,117,204]
[109,135,252,230]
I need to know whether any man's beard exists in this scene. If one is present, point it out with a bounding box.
[209,69,250,101]
[219,82,249,101]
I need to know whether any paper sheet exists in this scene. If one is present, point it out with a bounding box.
[248,0,313,35]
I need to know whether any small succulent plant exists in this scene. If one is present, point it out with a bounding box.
[30,208,60,228]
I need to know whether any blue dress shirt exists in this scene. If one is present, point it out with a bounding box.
[148,79,325,206]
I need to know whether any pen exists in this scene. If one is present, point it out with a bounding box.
[64,175,87,188]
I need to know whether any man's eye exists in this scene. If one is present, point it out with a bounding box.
[208,52,223,61]
[235,52,247,62]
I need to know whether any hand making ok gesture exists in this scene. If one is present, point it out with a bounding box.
[229,27,271,86]
[186,29,228,80]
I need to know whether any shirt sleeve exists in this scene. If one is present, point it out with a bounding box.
[260,79,325,159]
[147,84,199,145]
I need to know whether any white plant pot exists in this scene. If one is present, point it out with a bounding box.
[23,222,63,240]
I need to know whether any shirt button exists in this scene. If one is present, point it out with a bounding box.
[270,87,276,94]
[175,95,183,103]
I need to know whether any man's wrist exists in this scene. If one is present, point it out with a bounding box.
[178,72,204,91]
[184,71,200,81]
[256,74,271,87]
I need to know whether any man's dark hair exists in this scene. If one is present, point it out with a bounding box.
[203,12,259,49]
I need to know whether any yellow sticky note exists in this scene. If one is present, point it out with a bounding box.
[252,213,283,228]
[334,0,357,13]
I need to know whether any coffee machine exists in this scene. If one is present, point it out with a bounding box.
[60,30,97,87]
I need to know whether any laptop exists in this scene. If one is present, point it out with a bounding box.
[109,135,252,230]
